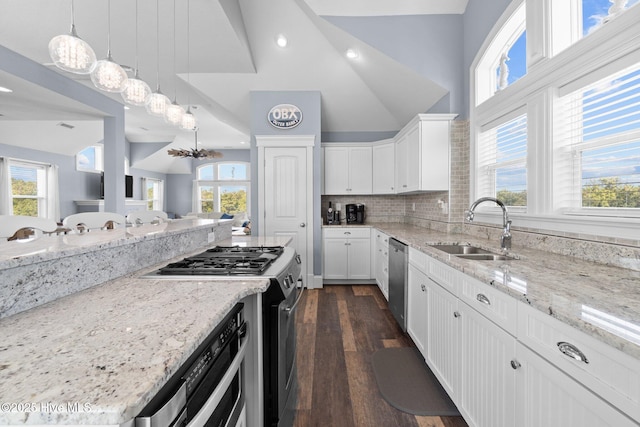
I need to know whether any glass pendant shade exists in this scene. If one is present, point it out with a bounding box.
[91,55,128,93]
[165,101,186,126]
[146,90,170,117]
[48,27,97,74]
[180,108,197,130]
[122,71,151,106]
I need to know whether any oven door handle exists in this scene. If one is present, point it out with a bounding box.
[284,279,305,317]
[186,328,249,427]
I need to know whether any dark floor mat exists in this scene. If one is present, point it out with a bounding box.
[372,347,461,416]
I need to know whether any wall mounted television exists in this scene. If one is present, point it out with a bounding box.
[100,173,134,199]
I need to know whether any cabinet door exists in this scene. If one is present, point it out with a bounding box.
[426,276,459,397]
[372,143,395,194]
[407,264,428,357]
[420,120,450,191]
[459,303,517,427]
[323,147,350,194]
[375,245,389,299]
[348,146,373,194]
[515,343,638,427]
[395,135,408,193]
[404,124,420,192]
[347,238,371,280]
[323,238,348,279]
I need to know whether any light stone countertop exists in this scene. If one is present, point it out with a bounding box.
[0,232,292,425]
[369,223,640,360]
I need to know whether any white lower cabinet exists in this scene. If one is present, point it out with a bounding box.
[425,275,459,398]
[322,227,371,281]
[407,263,428,355]
[459,302,517,427]
[404,248,639,427]
[373,229,390,299]
[515,343,637,427]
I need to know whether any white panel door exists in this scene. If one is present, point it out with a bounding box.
[347,237,371,279]
[264,147,308,278]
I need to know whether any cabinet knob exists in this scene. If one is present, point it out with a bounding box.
[420,284,426,292]
[453,311,461,318]
[403,184,408,188]
[299,223,306,228]
[510,360,521,370]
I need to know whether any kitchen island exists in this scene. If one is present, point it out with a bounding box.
[0,219,290,425]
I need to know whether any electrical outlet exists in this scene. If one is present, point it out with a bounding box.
[208,231,216,243]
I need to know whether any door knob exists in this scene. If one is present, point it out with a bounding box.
[299,223,306,227]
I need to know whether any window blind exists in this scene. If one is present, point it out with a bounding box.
[555,62,640,210]
[477,113,528,205]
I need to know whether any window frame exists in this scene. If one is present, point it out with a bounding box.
[76,145,104,173]
[8,159,48,218]
[145,178,164,211]
[195,162,250,214]
[470,0,640,240]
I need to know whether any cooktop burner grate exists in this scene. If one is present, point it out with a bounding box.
[158,246,285,276]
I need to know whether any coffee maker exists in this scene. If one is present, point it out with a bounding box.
[346,204,365,224]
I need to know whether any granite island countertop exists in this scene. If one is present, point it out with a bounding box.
[0,234,291,425]
[369,223,640,360]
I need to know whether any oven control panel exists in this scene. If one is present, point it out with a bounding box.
[183,316,238,395]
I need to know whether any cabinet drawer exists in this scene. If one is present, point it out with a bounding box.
[459,275,517,335]
[427,256,459,295]
[408,247,428,272]
[517,302,640,421]
[374,229,390,248]
[323,227,370,239]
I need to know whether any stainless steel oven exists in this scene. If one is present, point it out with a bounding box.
[135,303,247,427]
[142,245,303,427]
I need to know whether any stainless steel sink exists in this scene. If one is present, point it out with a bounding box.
[456,253,515,261]
[429,244,515,261]
[429,244,493,255]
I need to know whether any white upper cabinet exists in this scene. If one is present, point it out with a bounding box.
[323,145,372,195]
[395,114,457,194]
[372,141,395,194]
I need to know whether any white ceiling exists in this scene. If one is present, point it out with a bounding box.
[0,0,468,174]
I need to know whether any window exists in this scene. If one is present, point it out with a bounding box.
[582,0,640,37]
[555,62,640,212]
[145,178,164,211]
[76,145,103,173]
[196,162,250,214]
[476,1,526,105]
[477,112,528,208]
[0,158,59,219]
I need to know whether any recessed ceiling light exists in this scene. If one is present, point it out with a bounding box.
[0,86,13,93]
[346,49,359,59]
[124,105,130,110]
[240,141,246,145]
[276,34,288,48]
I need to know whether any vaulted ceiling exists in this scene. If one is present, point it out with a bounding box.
[0,0,468,173]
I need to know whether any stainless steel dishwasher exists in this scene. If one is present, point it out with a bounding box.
[388,238,408,332]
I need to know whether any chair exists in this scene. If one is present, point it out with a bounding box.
[0,215,59,241]
[126,210,169,225]
[62,212,127,232]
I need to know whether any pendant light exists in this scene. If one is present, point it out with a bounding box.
[48,0,97,74]
[122,0,151,106]
[91,0,128,93]
[180,0,197,131]
[164,0,185,126]
[146,0,170,117]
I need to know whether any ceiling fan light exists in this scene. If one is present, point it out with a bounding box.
[122,72,152,106]
[165,101,185,126]
[180,109,197,130]
[48,32,97,74]
[91,56,128,93]
[146,90,170,117]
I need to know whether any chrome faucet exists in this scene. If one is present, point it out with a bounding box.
[465,197,512,251]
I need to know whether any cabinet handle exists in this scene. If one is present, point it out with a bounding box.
[420,284,426,292]
[557,342,589,364]
[476,293,491,306]
[510,360,521,370]
[345,242,351,246]
[344,231,351,235]
[453,311,461,318]
[403,184,408,188]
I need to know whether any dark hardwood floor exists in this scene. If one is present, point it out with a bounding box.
[293,285,468,427]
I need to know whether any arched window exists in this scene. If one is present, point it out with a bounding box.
[195,162,250,214]
[475,1,526,105]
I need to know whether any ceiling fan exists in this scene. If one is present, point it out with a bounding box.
[167,130,223,159]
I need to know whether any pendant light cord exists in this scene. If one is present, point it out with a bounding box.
[106,0,112,58]
[187,0,191,106]
[173,0,178,101]
[156,0,161,91]
[134,0,139,73]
